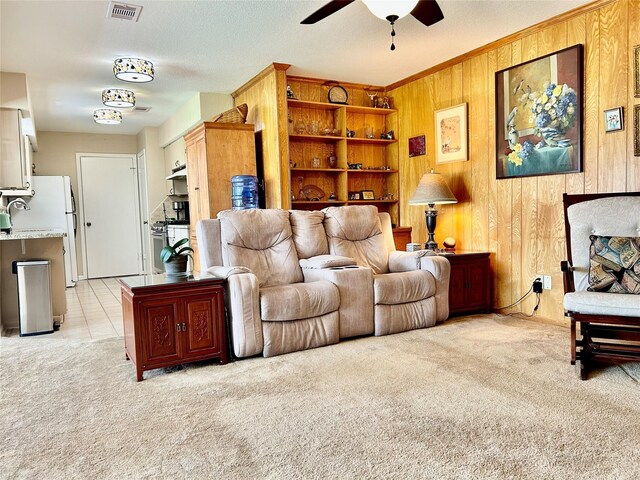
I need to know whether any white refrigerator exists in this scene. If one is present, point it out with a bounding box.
[11,176,78,287]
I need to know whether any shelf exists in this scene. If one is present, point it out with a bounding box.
[289,134,342,141]
[291,168,345,173]
[291,200,346,205]
[346,137,397,145]
[287,99,341,110]
[347,200,399,204]
[346,105,397,115]
[346,169,398,174]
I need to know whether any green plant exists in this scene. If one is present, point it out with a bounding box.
[160,237,193,263]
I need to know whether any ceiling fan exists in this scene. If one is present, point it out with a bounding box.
[301,0,444,50]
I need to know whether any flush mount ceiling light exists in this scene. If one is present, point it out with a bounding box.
[102,88,135,108]
[93,109,122,125]
[113,57,154,82]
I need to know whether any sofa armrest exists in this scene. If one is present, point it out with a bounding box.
[300,255,356,269]
[389,251,451,322]
[225,272,263,358]
[302,266,374,338]
[206,265,253,279]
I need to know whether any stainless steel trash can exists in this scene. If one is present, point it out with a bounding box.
[12,260,54,336]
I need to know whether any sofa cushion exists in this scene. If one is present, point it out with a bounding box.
[588,235,640,294]
[564,291,640,317]
[218,209,303,287]
[373,270,435,305]
[260,281,339,321]
[290,210,329,259]
[323,205,389,274]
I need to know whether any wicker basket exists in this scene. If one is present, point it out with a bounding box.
[210,104,248,124]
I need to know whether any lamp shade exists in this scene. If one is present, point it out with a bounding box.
[113,57,154,83]
[408,170,457,205]
[102,88,135,108]
[362,0,419,20]
[93,109,122,125]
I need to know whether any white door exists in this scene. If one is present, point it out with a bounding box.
[79,155,142,278]
[137,150,151,274]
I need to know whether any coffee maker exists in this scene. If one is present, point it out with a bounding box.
[172,201,190,223]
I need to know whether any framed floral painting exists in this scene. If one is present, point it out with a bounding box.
[495,44,583,179]
[435,103,468,164]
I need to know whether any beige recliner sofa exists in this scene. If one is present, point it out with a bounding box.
[197,205,450,358]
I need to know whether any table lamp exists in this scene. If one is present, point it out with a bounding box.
[408,169,457,250]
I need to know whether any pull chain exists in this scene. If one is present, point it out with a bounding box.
[390,21,396,50]
[386,14,399,51]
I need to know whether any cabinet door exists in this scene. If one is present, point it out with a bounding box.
[140,301,181,367]
[186,138,206,224]
[183,290,224,357]
[448,263,466,312]
[465,259,490,309]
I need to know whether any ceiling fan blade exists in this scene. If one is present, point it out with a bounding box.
[301,0,355,24]
[410,0,444,27]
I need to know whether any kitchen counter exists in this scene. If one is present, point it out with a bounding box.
[0,229,66,241]
[0,230,67,333]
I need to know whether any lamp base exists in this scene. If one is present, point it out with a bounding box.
[424,206,438,251]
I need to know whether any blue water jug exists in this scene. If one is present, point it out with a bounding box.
[231,175,259,210]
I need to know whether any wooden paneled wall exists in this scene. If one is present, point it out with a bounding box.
[232,63,289,209]
[389,0,640,324]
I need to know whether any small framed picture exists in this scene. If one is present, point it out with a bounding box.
[408,135,426,157]
[360,190,375,200]
[604,107,624,133]
[348,191,361,200]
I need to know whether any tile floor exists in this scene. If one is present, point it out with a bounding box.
[6,278,124,340]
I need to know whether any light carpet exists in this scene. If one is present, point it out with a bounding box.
[1,315,639,479]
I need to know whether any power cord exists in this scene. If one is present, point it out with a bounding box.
[495,283,541,318]
[495,284,533,311]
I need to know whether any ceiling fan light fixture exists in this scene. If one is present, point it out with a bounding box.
[101,88,135,107]
[93,108,122,125]
[113,57,154,83]
[362,0,419,21]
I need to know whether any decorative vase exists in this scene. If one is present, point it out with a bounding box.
[164,255,188,275]
[539,126,571,148]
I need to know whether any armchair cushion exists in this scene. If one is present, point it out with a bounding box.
[323,205,389,274]
[290,210,329,259]
[218,209,303,287]
[564,291,640,317]
[588,235,640,294]
[374,271,435,305]
[260,281,339,321]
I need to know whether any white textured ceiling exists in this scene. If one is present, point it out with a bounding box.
[0,0,591,136]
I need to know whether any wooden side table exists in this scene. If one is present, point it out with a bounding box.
[392,226,412,251]
[119,274,228,381]
[439,251,491,316]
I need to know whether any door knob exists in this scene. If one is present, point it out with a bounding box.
[86,222,92,227]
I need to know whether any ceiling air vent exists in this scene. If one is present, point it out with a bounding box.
[132,106,151,112]
[107,2,143,21]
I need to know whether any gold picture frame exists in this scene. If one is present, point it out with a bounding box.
[434,103,468,164]
[634,44,640,98]
[634,104,640,157]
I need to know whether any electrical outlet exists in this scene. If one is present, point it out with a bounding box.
[536,274,552,290]
[533,277,543,293]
